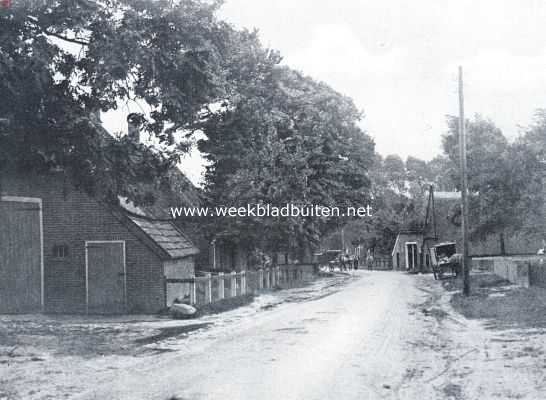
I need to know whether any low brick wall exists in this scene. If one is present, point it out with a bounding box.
[472,255,545,288]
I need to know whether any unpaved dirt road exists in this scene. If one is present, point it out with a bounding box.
[3,271,545,400]
[70,271,545,400]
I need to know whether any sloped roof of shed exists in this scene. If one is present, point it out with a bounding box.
[435,191,461,200]
[128,214,199,259]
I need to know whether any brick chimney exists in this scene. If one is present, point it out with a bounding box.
[89,108,101,125]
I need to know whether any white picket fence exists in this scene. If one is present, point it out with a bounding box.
[165,264,315,307]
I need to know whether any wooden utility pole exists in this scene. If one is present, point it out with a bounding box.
[458,66,471,296]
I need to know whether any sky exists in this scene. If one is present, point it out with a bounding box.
[219,0,546,155]
[104,0,546,186]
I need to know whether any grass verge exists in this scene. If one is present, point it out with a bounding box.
[442,273,546,330]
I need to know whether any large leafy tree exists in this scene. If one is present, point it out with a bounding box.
[0,0,240,204]
[382,154,406,193]
[363,154,426,254]
[199,65,375,258]
[515,111,546,235]
[327,153,441,257]
[426,155,457,191]
[442,115,542,252]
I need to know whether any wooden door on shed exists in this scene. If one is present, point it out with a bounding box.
[86,241,126,314]
[0,198,42,312]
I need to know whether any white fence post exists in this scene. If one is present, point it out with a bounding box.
[259,269,264,290]
[271,267,276,288]
[218,272,225,299]
[231,271,237,297]
[190,279,196,305]
[241,271,246,295]
[206,273,212,304]
[265,268,271,289]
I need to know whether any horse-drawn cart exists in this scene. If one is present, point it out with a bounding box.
[316,250,342,271]
[430,242,462,280]
[317,250,356,271]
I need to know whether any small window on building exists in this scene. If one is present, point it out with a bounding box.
[52,244,69,259]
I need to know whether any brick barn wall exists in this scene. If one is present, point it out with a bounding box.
[0,171,166,314]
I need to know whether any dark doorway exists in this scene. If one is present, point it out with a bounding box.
[406,243,418,270]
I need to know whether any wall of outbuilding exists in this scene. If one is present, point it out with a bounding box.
[391,233,423,271]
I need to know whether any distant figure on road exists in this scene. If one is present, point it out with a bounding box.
[366,250,374,270]
[353,255,359,270]
[339,254,347,271]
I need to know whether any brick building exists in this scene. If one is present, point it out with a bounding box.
[0,170,198,314]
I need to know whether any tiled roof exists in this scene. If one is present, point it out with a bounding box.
[128,215,199,259]
[90,114,201,259]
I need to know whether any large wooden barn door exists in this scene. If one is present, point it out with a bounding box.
[85,241,126,314]
[0,197,43,313]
